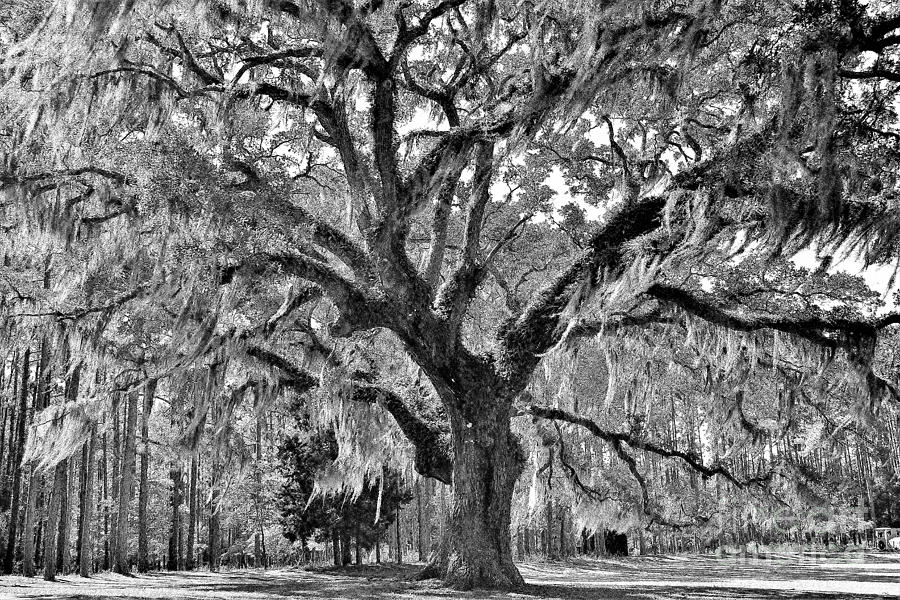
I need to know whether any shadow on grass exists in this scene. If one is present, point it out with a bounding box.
[15,555,900,600]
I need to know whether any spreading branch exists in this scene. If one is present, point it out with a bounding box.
[528,405,775,490]
[247,345,453,483]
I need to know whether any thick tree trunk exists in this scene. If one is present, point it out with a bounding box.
[137,382,155,573]
[114,390,139,574]
[78,426,97,577]
[424,401,524,590]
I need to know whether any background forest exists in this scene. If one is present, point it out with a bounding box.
[0,0,899,591]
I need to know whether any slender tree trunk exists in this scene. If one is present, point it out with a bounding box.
[3,347,30,574]
[78,425,96,577]
[395,509,402,564]
[178,515,185,570]
[55,458,70,573]
[355,521,361,565]
[3,350,16,487]
[340,530,352,566]
[114,389,139,574]
[257,516,267,569]
[0,404,7,494]
[34,518,43,570]
[546,499,557,559]
[101,432,109,570]
[22,467,40,576]
[424,400,524,589]
[559,507,567,557]
[44,460,66,581]
[416,481,425,562]
[209,459,221,572]
[54,358,81,575]
[167,464,182,571]
[24,338,52,577]
[186,455,197,570]
[22,341,53,578]
[137,382,155,573]
[76,452,85,569]
[253,398,266,568]
[332,530,340,566]
[108,395,121,565]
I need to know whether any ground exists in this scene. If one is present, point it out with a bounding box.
[1,553,899,599]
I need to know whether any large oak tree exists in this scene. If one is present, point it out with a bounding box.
[3,0,900,589]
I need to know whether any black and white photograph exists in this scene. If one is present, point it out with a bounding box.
[0,1,899,598]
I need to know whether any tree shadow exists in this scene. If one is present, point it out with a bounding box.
[12,555,900,600]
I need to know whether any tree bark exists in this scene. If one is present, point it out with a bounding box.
[114,389,139,574]
[43,460,66,581]
[331,529,340,566]
[101,431,109,570]
[208,369,222,573]
[0,404,7,497]
[340,530,351,566]
[253,396,266,568]
[24,339,52,576]
[76,451,85,569]
[137,381,156,572]
[395,509,402,564]
[21,467,40,577]
[424,400,524,590]
[55,458,70,573]
[78,425,97,577]
[108,394,121,565]
[209,472,221,572]
[186,455,198,570]
[3,347,30,574]
[167,464,182,571]
[55,360,81,575]
[416,481,424,562]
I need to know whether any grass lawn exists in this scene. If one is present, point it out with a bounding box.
[1,552,899,599]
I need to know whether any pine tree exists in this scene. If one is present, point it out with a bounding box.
[3,347,30,574]
[77,424,97,577]
[137,381,156,572]
[113,389,138,574]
